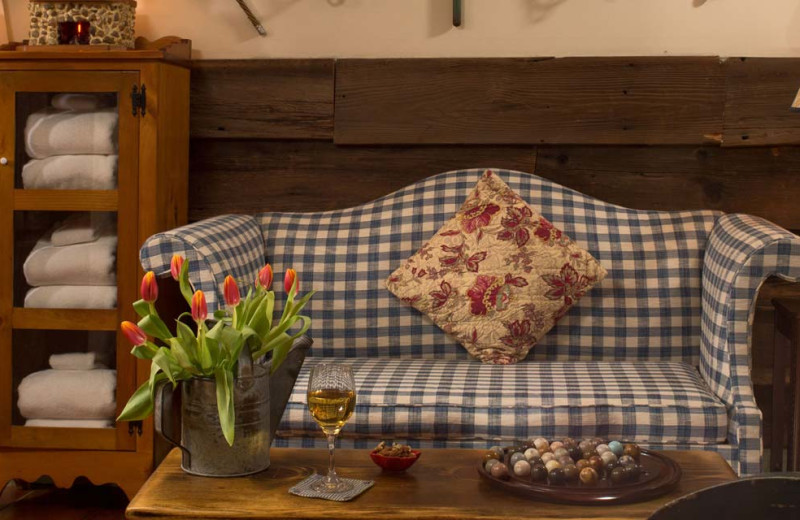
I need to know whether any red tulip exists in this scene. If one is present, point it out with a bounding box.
[223,275,240,306]
[121,321,147,346]
[284,268,298,294]
[140,271,158,303]
[191,290,208,322]
[257,264,273,290]
[170,254,185,281]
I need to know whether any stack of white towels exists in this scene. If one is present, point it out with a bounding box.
[22,93,118,190]
[18,352,116,429]
[23,213,118,309]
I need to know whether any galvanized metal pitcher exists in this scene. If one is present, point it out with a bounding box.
[154,335,312,477]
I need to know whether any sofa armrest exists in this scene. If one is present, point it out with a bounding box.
[139,214,265,312]
[701,213,800,474]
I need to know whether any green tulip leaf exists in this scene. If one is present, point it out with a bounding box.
[153,347,178,385]
[178,259,194,306]
[117,378,160,422]
[167,337,197,372]
[214,367,236,446]
[130,343,157,360]
[132,299,151,318]
[138,314,173,342]
[264,291,275,332]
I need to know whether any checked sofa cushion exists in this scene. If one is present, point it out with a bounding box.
[386,171,607,364]
[277,358,729,445]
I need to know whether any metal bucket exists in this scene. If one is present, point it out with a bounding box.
[180,366,270,476]
[154,335,312,477]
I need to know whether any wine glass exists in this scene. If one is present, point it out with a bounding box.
[307,363,356,493]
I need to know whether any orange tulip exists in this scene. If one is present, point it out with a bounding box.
[191,290,208,322]
[170,254,185,281]
[257,264,273,290]
[223,275,240,306]
[284,268,297,294]
[140,271,158,303]
[121,321,147,346]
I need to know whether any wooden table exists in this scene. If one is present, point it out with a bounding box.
[126,448,736,520]
[772,298,800,471]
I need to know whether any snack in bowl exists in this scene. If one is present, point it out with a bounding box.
[370,441,421,471]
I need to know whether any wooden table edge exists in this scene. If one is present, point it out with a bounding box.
[126,448,737,520]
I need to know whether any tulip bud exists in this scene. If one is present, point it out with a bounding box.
[257,264,273,290]
[170,254,185,281]
[140,271,158,303]
[284,268,298,294]
[191,290,208,322]
[121,321,147,346]
[223,275,240,306]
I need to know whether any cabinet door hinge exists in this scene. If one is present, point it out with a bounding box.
[128,420,143,436]
[131,84,147,117]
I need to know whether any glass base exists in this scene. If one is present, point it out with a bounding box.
[312,476,353,493]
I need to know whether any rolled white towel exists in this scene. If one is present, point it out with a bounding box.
[49,352,101,371]
[51,213,115,247]
[18,369,116,420]
[25,108,118,159]
[51,93,114,112]
[22,155,117,190]
[25,419,113,429]
[24,285,117,309]
[24,235,117,287]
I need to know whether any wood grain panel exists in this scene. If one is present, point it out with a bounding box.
[190,60,334,140]
[534,145,800,230]
[12,190,118,211]
[188,141,536,219]
[12,308,118,331]
[335,58,725,145]
[723,58,800,147]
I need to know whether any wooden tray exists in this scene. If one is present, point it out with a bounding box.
[477,448,682,505]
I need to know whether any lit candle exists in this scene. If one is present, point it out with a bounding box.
[76,21,90,45]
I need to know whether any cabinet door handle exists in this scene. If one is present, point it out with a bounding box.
[0,157,8,166]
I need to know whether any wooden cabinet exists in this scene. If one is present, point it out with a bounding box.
[0,45,189,498]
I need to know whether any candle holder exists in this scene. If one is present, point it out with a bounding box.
[57,21,91,45]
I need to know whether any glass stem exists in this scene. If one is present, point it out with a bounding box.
[326,433,338,483]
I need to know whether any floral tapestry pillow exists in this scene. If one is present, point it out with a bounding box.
[385,170,607,364]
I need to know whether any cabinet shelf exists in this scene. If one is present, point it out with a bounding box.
[9,425,118,450]
[13,190,118,211]
[12,308,118,331]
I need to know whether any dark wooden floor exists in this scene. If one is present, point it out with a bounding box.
[0,479,126,519]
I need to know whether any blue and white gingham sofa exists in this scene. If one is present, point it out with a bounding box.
[140,169,800,475]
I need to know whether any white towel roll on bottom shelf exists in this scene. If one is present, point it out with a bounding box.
[25,419,113,429]
[23,235,117,287]
[17,368,116,420]
[24,285,117,309]
[21,155,117,190]
[50,213,116,247]
[49,352,102,371]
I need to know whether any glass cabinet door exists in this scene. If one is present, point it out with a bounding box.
[0,72,140,450]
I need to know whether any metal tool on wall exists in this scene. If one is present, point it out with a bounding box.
[453,0,462,27]
[235,0,267,36]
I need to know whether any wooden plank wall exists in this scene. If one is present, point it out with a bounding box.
[188,57,800,447]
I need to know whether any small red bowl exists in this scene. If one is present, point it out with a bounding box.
[370,450,421,471]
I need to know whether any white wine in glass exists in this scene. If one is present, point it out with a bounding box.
[307,364,356,493]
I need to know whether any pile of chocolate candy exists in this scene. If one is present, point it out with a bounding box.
[483,438,644,486]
